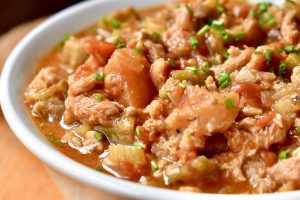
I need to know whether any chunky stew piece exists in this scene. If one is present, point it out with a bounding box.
[25,0,300,194]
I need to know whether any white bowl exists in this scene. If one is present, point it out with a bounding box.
[1,0,300,199]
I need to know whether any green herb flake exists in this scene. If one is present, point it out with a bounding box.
[258,2,272,14]
[110,18,121,29]
[259,14,276,27]
[254,50,262,55]
[284,45,298,54]
[133,141,144,149]
[225,98,235,109]
[175,2,180,8]
[167,58,176,68]
[221,30,229,42]
[189,36,198,49]
[223,50,229,60]
[235,32,246,41]
[134,47,143,56]
[179,82,187,89]
[159,90,168,99]
[115,38,126,49]
[151,160,159,171]
[39,122,45,129]
[93,70,105,81]
[278,62,287,76]
[211,20,224,31]
[218,72,231,89]
[94,131,103,142]
[201,61,210,73]
[136,126,142,137]
[274,47,283,54]
[185,66,198,73]
[296,126,300,135]
[95,94,106,102]
[152,32,161,41]
[278,149,291,160]
[47,132,62,146]
[216,5,225,14]
[185,4,193,15]
[197,25,210,36]
[265,49,272,65]
[95,165,101,171]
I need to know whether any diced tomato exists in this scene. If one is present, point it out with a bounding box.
[84,37,116,66]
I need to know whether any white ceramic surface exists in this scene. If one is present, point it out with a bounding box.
[1,0,300,199]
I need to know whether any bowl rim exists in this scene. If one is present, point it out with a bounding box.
[1,0,300,199]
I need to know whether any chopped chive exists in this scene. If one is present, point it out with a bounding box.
[265,49,272,65]
[211,20,224,31]
[274,47,283,53]
[167,58,176,68]
[254,50,262,55]
[110,19,121,29]
[221,30,229,42]
[95,165,101,171]
[296,126,300,135]
[62,32,71,44]
[185,4,193,15]
[284,45,298,54]
[278,62,287,76]
[235,32,246,41]
[259,14,276,27]
[201,61,209,73]
[134,47,143,56]
[197,25,210,36]
[250,10,258,17]
[223,50,229,60]
[212,60,221,66]
[218,72,231,89]
[47,132,62,146]
[179,82,187,89]
[258,2,272,14]
[159,90,168,99]
[93,70,104,81]
[133,141,144,149]
[189,36,198,49]
[151,160,159,171]
[95,94,105,102]
[94,131,103,142]
[152,32,161,41]
[185,66,198,73]
[278,149,291,160]
[175,2,180,8]
[39,122,45,128]
[216,5,225,14]
[115,38,126,48]
[136,126,142,137]
[225,98,235,109]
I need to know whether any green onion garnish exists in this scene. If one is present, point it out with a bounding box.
[185,66,198,73]
[216,5,225,14]
[136,126,142,137]
[198,25,210,36]
[218,72,231,89]
[223,50,229,60]
[115,38,126,49]
[94,131,103,142]
[189,36,198,49]
[284,45,298,54]
[296,126,300,135]
[179,82,187,89]
[225,98,235,109]
[152,32,161,41]
[133,141,144,149]
[151,160,159,171]
[110,18,121,29]
[235,32,246,41]
[278,62,287,76]
[134,47,143,56]
[95,94,105,102]
[265,49,272,65]
[39,122,45,128]
[254,50,262,55]
[185,4,193,15]
[211,20,224,31]
[221,30,229,42]
[258,2,272,14]
[278,149,291,160]
[167,58,176,68]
